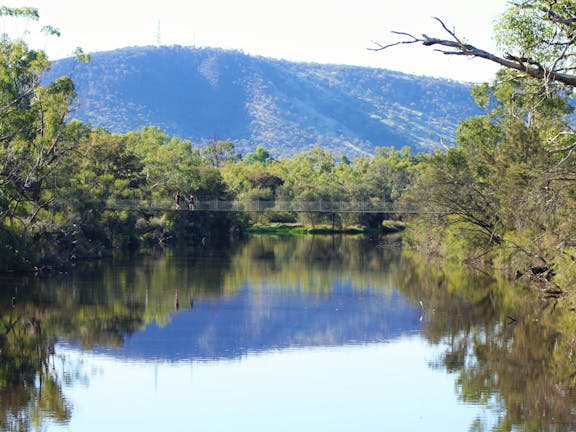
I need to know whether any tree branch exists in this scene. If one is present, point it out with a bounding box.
[372,17,576,86]
[545,7,576,27]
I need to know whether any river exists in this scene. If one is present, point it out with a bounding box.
[1,235,574,431]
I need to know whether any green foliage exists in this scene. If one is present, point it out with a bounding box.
[495,4,555,61]
[407,65,576,290]
[247,172,284,195]
[244,145,273,165]
[2,0,574,304]
[552,248,576,298]
[0,12,248,268]
[201,139,240,167]
[0,6,39,19]
[125,126,202,198]
[494,1,576,69]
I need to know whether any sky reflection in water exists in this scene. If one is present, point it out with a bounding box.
[54,336,487,432]
[46,271,493,432]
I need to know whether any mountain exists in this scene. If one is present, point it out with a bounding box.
[45,46,482,157]
[95,284,422,362]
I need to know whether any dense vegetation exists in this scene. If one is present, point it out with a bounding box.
[1,3,576,302]
[396,0,576,303]
[0,9,424,272]
[3,3,576,428]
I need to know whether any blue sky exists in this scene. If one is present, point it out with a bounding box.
[3,0,508,82]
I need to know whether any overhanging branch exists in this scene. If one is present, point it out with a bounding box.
[371,17,576,87]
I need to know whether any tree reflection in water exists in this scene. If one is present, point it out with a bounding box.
[1,236,576,431]
[0,268,146,431]
[395,256,576,431]
[0,287,70,431]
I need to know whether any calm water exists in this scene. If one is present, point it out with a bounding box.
[1,235,575,431]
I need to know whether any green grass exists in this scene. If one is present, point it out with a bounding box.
[247,223,310,236]
[246,222,405,236]
[381,220,407,233]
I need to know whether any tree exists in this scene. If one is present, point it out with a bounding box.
[0,7,87,269]
[247,172,284,194]
[125,126,201,199]
[201,138,240,168]
[372,1,576,88]
[244,145,273,165]
[376,1,576,286]
[404,69,576,274]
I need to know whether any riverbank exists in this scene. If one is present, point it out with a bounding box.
[246,221,406,236]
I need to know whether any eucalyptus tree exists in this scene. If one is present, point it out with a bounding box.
[0,6,89,269]
[374,1,576,169]
[377,1,576,286]
[405,68,575,275]
[244,145,273,165]
[200,138,240,168]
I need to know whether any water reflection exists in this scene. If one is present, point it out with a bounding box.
[54,338,483,432]
[396,257,576,431]
[0,276,72,431]
[96,235,421,361]
[108,282,420,362]
[0,235,575,431]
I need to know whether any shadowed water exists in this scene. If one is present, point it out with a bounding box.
[1,235,574,431]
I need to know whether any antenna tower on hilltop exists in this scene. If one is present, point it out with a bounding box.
[156,19,161,46]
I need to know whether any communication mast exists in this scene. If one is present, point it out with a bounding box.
[156,19,161,46]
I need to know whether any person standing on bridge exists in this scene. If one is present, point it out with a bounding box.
[175,191,182,209]
[188,194,195,210]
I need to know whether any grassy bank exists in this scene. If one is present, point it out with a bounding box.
[246,221,406,236]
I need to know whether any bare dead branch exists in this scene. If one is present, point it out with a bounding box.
[372,16,576,86]
[432,16,463,46]
[369,31,421,51]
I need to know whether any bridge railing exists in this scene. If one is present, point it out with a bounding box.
[104,199,414,213]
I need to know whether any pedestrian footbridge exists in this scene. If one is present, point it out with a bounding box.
[104,199,419,214]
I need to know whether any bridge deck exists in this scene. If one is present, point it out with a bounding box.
[104,199,419,214]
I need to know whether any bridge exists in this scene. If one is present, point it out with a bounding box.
[104,199,419,214]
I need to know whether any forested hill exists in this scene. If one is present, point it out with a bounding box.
[46,45,482,157]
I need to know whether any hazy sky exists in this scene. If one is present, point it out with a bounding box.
[3,0,509,82]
